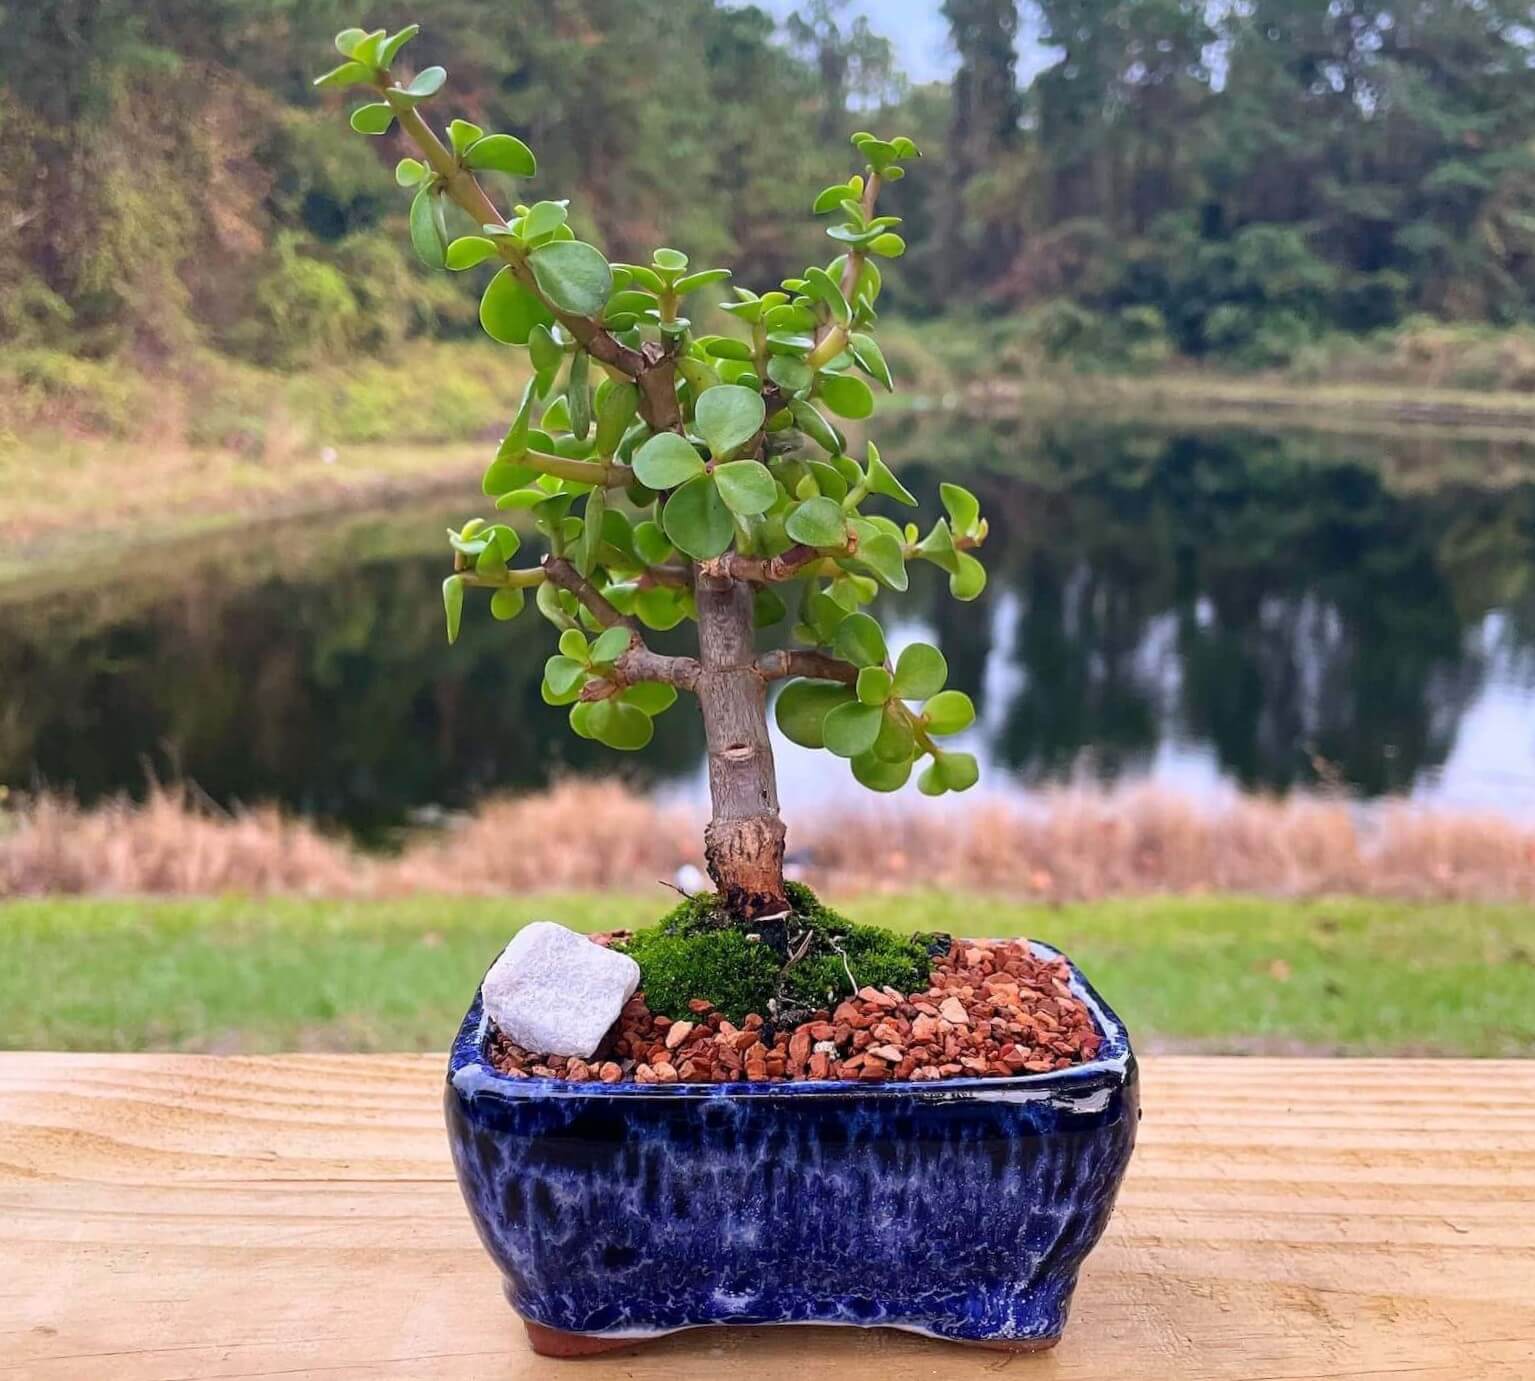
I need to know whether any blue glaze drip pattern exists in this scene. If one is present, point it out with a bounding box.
[443,941,1138,1347]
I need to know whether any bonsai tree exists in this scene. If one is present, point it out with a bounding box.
[317,24,987,924]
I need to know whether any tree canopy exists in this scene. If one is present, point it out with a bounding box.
[3,0,1532,370]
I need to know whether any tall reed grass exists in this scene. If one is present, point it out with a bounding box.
[3,780,1531,904]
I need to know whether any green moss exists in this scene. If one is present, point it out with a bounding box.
[780,923,930,1010]
[621,882,931,1020]
[620,926,782,1022]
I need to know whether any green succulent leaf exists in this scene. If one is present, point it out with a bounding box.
[394,157,427,187]
[632,520,675,566]
[442,575,464,645]
[590,626,632,665]
[447,118,483,156]
[923,689,975,736]
[408,185,446,269]
[950,551,987,601]
[349,102,395,135]
[712,459,777,516]
[633,432,705,490]
[857,665,893,705]
[529,241,612,317]
[775,679,856,749]
[848,332,893,390]
[693,385,765,458]
[622,682,678,716]
[833,611,887,668]
[823,701,883,758]
[767,355,814,393]
[817,372,875,420]
[864,443,916,506]
[940,482,981,536]
[567,350,591,441]
[851,532,908,591]
[873,706,917,762]
[379,24,420,67]
[634,586,689,630]
[892,643,947,700]
[480,266,554,345]
[577,699,653,751]
[315,61,372,89]
[674,268,731,295]
[699,335,753,362]
[785,496,848,549]
[595,381,639,456]
[445,235,497,270]
[520,199,569,241]
[788,398,844,455]
[852,750,912,792]
[402,65,445,98]
[491,586,526,621]
[662,474,734,559]
[464,133,537,177]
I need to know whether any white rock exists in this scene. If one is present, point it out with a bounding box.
[481,922,640,1059]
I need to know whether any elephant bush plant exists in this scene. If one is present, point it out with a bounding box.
[317,23,987,924]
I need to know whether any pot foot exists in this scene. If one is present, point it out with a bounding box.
[520,1317,1061,1358]
[949,1333,1061,1353]
[522,1320,655,1358]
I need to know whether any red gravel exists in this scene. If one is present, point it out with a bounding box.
[486,938,1103,1085]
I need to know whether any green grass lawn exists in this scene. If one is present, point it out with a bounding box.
[2,892,1531,1056]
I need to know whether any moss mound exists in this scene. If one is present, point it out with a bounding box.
[620,926,783,1024]
[618,882,931,1022]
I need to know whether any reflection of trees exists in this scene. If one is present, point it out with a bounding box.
[0,555,704,839]
[994,556,1160,784]
[5,421,1535,826]
[904,422,1535,796]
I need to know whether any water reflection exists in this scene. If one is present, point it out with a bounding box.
[3,416,1535,833]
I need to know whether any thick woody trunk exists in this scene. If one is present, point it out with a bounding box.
[693,571,789,921]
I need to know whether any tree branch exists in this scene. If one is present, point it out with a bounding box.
[454,566,547,587]
[542,557,634,630]
[701,536,856,584]
[580,643,701,699]
[522,449,635,488]
[386,96,682,432]
[807,171,880,369]
[754,649,859,684]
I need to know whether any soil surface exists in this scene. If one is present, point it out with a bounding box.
[487,937,1103,1084]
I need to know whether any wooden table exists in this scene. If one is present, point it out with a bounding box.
[1,1054,1531,1380]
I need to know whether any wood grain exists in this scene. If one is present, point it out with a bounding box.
[1,1054,1532,1380]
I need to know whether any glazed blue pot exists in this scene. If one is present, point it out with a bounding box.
[444,941,1137,1356]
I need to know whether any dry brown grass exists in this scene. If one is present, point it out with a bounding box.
[2,780,1532,903]
[0,786,361,897]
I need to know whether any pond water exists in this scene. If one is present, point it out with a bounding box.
[4,412,1535,837]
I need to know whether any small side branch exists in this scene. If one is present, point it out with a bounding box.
[701,537,855,584]
[542,557,634,630]
[580,643,701,699]
[754,650,859,685]
[524,449,635,489]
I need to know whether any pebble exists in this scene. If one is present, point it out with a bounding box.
[939,996,970,1025]
[480,921,640,1059]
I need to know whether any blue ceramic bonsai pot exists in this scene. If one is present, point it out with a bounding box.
[444,941,1137,1357]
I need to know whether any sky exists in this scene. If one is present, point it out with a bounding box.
[749,0,1057,87]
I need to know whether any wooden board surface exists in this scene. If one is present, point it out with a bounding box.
[1,1053,1532,1380]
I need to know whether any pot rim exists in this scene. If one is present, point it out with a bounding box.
[448,938,1134,1102]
